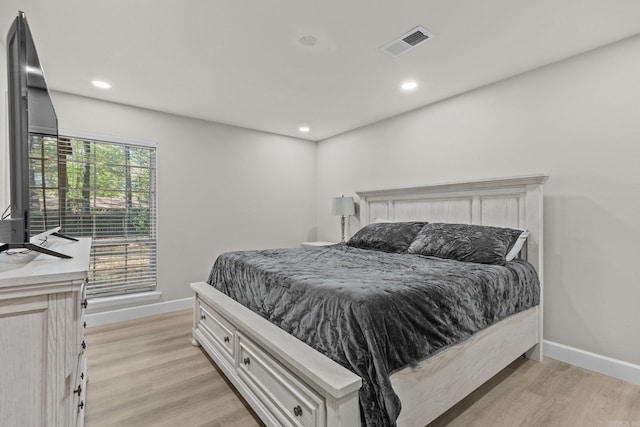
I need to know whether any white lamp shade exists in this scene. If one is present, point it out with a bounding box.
[331,196,355,216]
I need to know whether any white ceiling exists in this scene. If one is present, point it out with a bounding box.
[2,1,640,141]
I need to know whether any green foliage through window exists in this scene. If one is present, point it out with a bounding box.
[29,134,157,298]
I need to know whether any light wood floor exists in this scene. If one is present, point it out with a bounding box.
[84,310,640,427]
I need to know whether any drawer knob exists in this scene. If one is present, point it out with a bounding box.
[73,385,82,395]
[81,299,88,309]
[243,357,250,366]
[293,405,303,417]
[224,336,230,343]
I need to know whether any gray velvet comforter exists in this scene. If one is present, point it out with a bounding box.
[207,244,539,427]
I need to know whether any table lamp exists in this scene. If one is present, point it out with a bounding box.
[331,195,355,242]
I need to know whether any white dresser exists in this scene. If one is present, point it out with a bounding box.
[0,237,91,427]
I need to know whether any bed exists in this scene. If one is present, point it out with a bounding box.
[191,174,547,427]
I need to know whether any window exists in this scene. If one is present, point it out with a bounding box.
[33,135,158,299]
[28,134,62,234]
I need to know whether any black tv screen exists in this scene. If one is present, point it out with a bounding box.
[1,11,61,249]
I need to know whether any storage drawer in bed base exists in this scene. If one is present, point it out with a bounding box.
[196,299,235,365]
[191,283,362,427]
[238,332,324,427]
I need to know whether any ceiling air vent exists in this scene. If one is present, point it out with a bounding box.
[382,26,434,57]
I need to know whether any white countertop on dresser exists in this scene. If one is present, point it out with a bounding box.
[0,237,91,288]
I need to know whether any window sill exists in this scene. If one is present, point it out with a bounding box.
[87,291,162,310]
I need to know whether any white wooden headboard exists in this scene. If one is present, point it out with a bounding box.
[356,174,548,276]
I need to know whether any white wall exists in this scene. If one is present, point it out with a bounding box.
[50,92,317,303]
[317,35,640,366]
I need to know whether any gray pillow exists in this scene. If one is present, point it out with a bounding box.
[347,222,428,254]
[406,223,523,265]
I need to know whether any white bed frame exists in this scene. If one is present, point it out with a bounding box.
[191,174,548,427]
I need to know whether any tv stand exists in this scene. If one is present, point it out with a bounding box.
[0,242,72,259]
[52,231,79,242]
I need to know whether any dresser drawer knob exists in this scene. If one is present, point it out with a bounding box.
[243,357,250,366]
[293,405,303,417]
[224,336,230,343]
[73,385,82,395]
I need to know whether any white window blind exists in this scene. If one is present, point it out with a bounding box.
[28,134,62,234]
[32,135,158,298]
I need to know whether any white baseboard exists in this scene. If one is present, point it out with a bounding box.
[544,340,640,386]
[88,291,163,309]
[85,297,193,327]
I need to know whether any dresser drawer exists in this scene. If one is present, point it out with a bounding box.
[238,333,324,427]
[72,355,87,427]
[67,278,88,378]
[198,301,235,363]
[77,278,87,354]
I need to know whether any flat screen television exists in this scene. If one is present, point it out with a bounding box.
[0,11,73,258]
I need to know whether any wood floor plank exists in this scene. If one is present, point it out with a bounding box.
[85,310,262,427]
[84,309,640,427]
[427,357,640,427]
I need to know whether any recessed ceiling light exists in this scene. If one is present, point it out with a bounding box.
[299,126,310,133]
[401,81,418,91]
[92,80,111,89]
